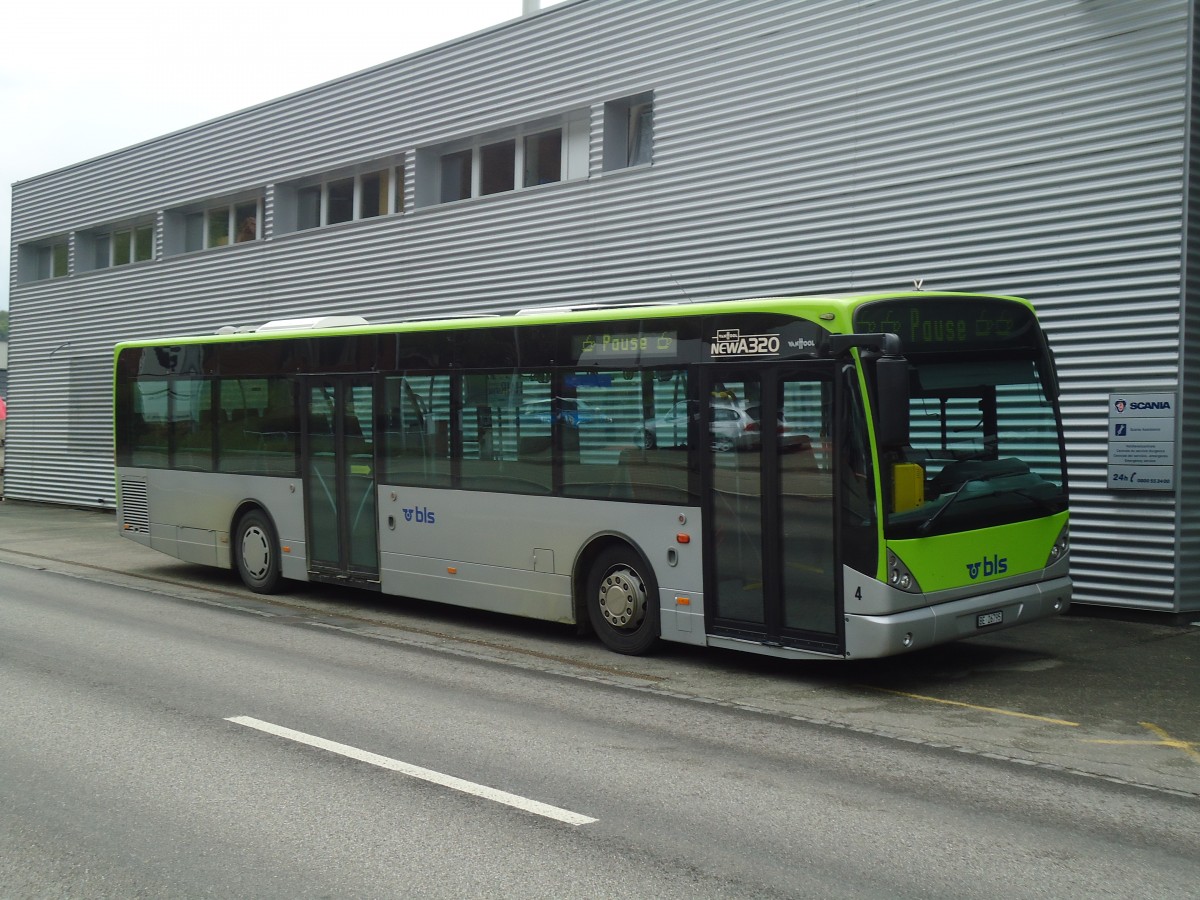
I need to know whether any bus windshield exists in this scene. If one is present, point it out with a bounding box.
[886,354,1067,539]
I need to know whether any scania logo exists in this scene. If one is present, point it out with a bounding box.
[1115,398,1172,411]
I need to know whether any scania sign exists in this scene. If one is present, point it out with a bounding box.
[1108,391,1176,493]
[1114,399,1171,412]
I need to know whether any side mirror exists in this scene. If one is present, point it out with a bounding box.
[823,332,910,450]
[874,356,910,449]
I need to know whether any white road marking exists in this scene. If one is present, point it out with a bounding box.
[225,715,597,826]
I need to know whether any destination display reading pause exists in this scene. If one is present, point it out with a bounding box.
[853,298,1036,351]
[574,331,678,362]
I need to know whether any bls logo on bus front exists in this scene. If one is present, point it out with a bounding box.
[403,506,436,524]
[966,555,1007,579]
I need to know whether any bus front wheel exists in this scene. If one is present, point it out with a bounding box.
[234,509,282,594]
[586,545,660,655]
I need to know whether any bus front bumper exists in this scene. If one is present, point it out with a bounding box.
[844,576,1071,659]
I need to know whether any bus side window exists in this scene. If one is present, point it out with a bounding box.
[131,379,170,467]
[458,372,551,494]
[562,368,691,503]
[170,379,214,472]
[382,374,451,487]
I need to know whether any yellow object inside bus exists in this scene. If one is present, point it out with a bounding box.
[892,463,925,513]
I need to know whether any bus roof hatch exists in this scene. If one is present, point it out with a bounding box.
[255,315,369,333]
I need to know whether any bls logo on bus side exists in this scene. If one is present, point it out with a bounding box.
[966,555,1007,580]
[403,506,436,524]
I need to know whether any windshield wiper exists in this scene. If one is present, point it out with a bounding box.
[916,480,984,535]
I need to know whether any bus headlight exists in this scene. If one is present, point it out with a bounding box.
[887,550,922,593]
[1046,523,1069,567]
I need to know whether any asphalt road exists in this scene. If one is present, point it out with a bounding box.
[2,560,1198,898]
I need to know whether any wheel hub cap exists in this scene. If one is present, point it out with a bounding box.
[241,527,270,579]
[599,567,646,630]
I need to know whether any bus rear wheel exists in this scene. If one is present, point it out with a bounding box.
[586,545,660,655]
[234,509,282,594]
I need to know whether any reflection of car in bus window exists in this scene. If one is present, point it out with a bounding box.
[517,397,611,428]
[646,400,786,452]
[711,404,756,451]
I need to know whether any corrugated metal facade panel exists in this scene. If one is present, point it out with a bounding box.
[7,0,1191,609]
[1179,0,1200,615]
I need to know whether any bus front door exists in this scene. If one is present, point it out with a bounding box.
[303,376,380,586]
[704,367,842,654]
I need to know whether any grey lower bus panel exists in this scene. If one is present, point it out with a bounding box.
[380,552,574,622]
[661,588,706,645]
[117,468,308,577]
[843,576,1072,659]
[118,468,1070,659]
[378,485,706,642]
[706,574,1072,661]
[117,469,707,643]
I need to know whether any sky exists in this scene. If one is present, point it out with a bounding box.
[1,0,568,310]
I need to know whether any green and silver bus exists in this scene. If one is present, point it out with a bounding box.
[114,292,1070,659]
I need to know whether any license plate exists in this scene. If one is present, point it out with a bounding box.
[977,610,1004,628]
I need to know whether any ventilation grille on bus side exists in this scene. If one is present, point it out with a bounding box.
[120,480,150,533]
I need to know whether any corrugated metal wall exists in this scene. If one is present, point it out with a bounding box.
[7,0,1192,611]
[1180,0,1199,615]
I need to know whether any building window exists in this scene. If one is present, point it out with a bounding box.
[327,177,355,225]
[360,170,390,219]
[234,202,258,242]
[418,110,587,208]
[524,130,562,187]
[18,237,70,282]
[93,234,111,270]
[297,186,321,230]
[284,167,400,232]
[481,140,517,195]
[185,214,205,250]
[440,150,473,203]
[113,230,133,265]
[74,221,155,274]
[206,208,230,247]
[603,92,654,170]
[40,241,69,279]
[134,224,155,259]
[168,197,261,255]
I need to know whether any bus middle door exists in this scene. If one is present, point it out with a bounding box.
[703,365,842,654]
[303,375,381,586]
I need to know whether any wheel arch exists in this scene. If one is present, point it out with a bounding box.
[572,531,657,634]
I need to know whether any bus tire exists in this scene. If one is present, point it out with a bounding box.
[586,544,660,655]
[234,509,283,594]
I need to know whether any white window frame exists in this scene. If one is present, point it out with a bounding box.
[291,165,402,231]
[86,221,155,270]
[419,110,588,209]
[18,236,70,282]
[169,194,263,255]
